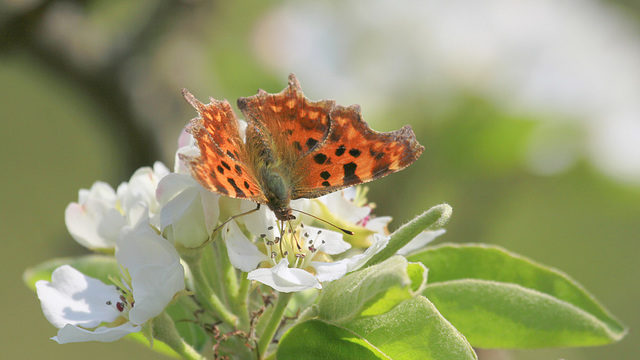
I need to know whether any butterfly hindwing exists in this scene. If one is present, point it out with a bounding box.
[292,104,424,199]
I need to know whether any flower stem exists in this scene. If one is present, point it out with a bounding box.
[216,236,238,301]
[257,292,293,359]
[152,312,204,360]
[201,242,222,296]
[183,252,237,326]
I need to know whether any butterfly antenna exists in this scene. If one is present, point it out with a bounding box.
[211,204,261,235]
[290,208,354,235]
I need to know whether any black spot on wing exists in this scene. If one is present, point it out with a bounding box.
[343,162,359,183]
[349,148,361,157]
[235,164,243,175]
[221,161,231,171]
[314,153,327,164]
[335,145,346,156]
[227,178,246,198]
[217,166,224,174]
[306,138,319,149]
[226,150,236,160]
[320,171,331,180]
[322,181,331,187]
[293,141,302,151]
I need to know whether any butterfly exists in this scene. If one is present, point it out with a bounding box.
[180,74,424,222]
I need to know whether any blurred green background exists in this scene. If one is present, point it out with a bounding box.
[2,0,638,359]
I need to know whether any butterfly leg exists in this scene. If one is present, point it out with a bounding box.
[210,203,262,237]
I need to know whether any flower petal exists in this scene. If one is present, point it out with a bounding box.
[319,188,371,224]
[223,220,269,272]
[36,265,121,329]
[116,219,185,325]
[302,224,350,255]
[53,322,140,344]
[241,201,278,239]
[346,233,390,272]
[247,258,321,293]
[311,260,349,282]
[65,182,126,250]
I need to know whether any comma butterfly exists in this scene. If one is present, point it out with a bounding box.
[181,74,424,222]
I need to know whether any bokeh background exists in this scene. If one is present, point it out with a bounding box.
[1,0,638,359]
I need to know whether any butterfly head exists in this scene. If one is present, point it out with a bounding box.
[270,206,296,221]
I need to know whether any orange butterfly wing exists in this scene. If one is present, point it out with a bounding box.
[237,76,335,160]
[292,104,424,199]
[180,90,266,203]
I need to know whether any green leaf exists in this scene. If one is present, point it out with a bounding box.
[23,255,119,290]
[364,204,452,268]
[277,320,388,360]
[408,243,627,347]
[317,256,414,323]
[279,297,477,360]
[344,297,477,360]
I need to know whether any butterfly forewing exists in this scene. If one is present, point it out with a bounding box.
[291,104,424,200]
[237,75,335,162]
[182,90,266,203]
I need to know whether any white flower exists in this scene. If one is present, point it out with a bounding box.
[174,129,199,175]
[117,162,170,227]
[223,203,385,293]
[295,186,393,248]
[36,265,137,344]
[64,162,169,250]
[157,173,220,248]
[36,217,185,344]
[65,182,127,250]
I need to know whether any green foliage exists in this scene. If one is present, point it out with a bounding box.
[278,257,477,360]
[364,204,452,268]
[408,244,627,348]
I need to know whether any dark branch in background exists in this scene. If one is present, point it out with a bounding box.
[0,0,190,177]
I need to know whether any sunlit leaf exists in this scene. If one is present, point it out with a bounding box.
[408,243,627,347]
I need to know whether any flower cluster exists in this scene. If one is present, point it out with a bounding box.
[34,127,445,353]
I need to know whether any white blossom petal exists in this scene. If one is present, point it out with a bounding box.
[247,258,321,293]
[116,219,185,325]
[310,260,349,282]
[65,182,126,250]
[53,322,141,344]
[118,162,168,226]
[224,220,269,272]
[346,233,390,272]
[36,265,121,329]
[397,229,446,255]
[174,129,199,174]
[364,216,392,234]
[303,224,350,255]
[157,173,220,247]
[241,202,278,239]
[318,189,371,224]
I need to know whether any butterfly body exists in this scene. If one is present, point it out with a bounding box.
[181,74,424,221]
